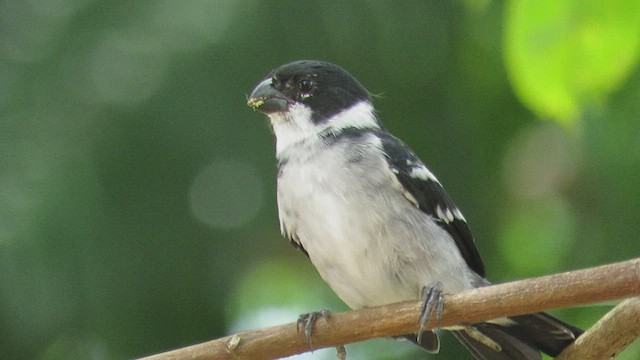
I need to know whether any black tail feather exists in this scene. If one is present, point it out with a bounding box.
[506,312,583,357]
[449,312,582,360]
[404,330,440,353]
[407,312,582,359]
[452,325,541,360]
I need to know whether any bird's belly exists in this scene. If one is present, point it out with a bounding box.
[296,201,417,308]
[278,171,472,309]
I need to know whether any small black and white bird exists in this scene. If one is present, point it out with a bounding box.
[247,60,581,360]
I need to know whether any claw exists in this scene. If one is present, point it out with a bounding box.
[297,309,331,347]
[417,281,444,344]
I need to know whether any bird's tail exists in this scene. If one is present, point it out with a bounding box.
[451,312,583,360]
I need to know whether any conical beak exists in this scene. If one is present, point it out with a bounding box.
[247,78,290,114]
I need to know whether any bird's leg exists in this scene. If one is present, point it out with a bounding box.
[417,281,444,343]
[336,344,347,360]
[297,308,332,347]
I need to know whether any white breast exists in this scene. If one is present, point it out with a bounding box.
[276,133,474,309]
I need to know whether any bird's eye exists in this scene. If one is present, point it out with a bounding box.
[297,78,315,94]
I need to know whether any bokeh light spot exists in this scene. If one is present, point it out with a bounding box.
[87,31,171,105]
[226,259,341,360]
[1,0,89,63]
[503,122,579,200]
[189,158,263,229]
[497,198,576,278]
[150,0,236,52]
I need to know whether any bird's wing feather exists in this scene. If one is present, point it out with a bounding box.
[378,132,486,277]
[278,213,309,258]
[285,230,309,257]
[276,169,310,258]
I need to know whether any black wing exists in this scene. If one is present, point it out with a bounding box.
[379,132,486,277]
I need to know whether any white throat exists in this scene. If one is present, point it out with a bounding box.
[268,101,380,156]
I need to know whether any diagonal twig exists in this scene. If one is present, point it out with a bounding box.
[139,258,640,360]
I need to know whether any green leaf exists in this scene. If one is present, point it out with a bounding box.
[504,0,640,125]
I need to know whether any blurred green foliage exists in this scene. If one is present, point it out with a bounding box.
[505,0,640,124]
[1,1,638,359]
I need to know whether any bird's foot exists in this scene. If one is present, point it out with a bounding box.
[297,308,332,347]
[336,344,347,360]
[417,281,444,343]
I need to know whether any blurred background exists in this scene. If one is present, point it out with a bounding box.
[1,1,639,359]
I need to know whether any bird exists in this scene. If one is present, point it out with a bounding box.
[246,60,582,359]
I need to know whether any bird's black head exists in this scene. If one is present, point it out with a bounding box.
[247,60,372,123]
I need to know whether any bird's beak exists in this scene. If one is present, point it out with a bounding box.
[247,78,289,114]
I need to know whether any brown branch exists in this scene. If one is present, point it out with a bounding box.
[139,258,640,360]
[557,297,640,360]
